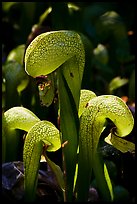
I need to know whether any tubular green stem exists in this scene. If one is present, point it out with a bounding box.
[24,30,86,201]
[76,95,134,201]
[3,107,61,202]
[92,151,113,201]
[58,68,79,201]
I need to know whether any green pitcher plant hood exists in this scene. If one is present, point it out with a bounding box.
[76,93,134,201]
[24,30,86,201]
[3,106,62,201]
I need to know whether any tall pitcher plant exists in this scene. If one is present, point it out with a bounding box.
[24,30,85,201]
[3,30,134,202]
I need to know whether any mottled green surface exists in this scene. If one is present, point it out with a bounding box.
[25,30,85,109]
[23,120,61,201]
[77,94,134,201]
[4,106,40,132]
[78,89,96,117]
[105,132,135,153]
[25,30,85,79]
[86,95,134,137]
[79,95,134,168]
[24,120,61,155]
[25,30,86,201]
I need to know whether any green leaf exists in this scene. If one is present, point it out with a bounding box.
[93,43,109,65]
[45,155,65,191]
[105,131,135,153]
[7,44,25,65]
[24,141,43,202]
[108,76,128,94]
[24,30,86,201]
[98,11,131,63]
[25,30,85,79]
[92,152,113,202]
[58,70,79,201]
[79,89,96,117]
[3,61,29,95]
[2,2,19,12]
[76,94,134,201]
[4,106,40,132]
[24,120,61,153]
[38,7,52,25]
[104,163,114,201]
[23,120,61,201]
